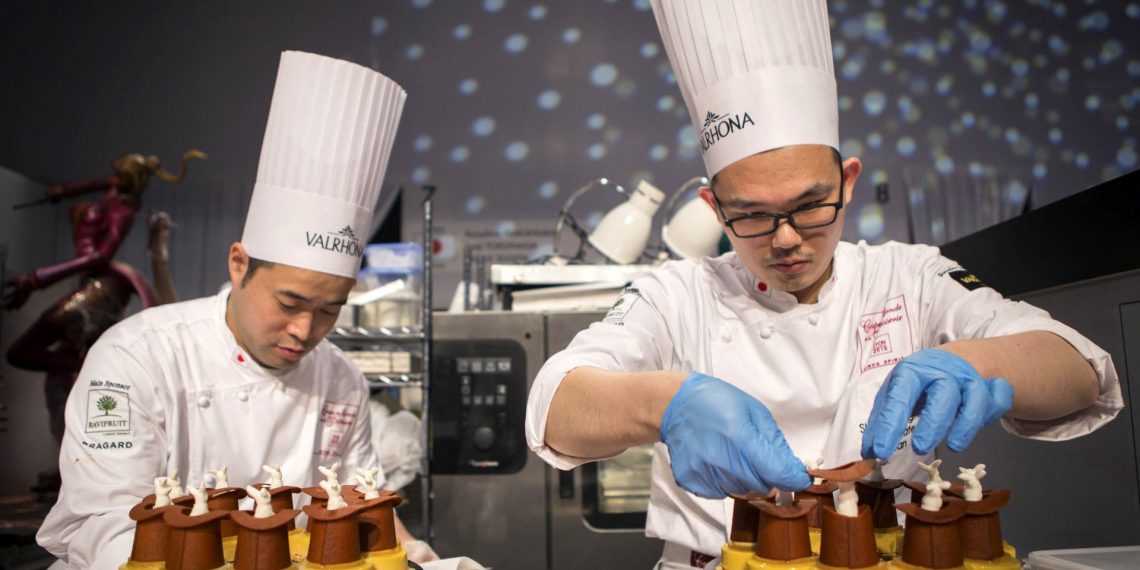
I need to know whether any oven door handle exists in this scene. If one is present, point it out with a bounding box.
[558,468,575,500]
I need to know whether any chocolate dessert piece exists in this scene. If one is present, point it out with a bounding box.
[231,508,301,570]
[358,492,405,553]
[163,506,231,570]
[206,487,247,543]
[748,495,817,562]
[303,502,372,565]
[946,488,1011,561]
[819,505,880,569]
[125,494,194,564]
[895,499,969,569]
[856,479,903,530]
[809,459,879,569]
[800,480,838,529]
[726,492,769,544]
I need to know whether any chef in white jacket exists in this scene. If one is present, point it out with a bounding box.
[37,51,438,568]
[525,1,1123,567]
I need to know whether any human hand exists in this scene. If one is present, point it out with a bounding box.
[1,274,36,310]
[660,373,811,499]
[861,348,1013,459]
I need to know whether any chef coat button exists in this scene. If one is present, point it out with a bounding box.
[197,395,211,408]
[760,327,774,339]
[720,330,732,342]
[808,314,820,326]
[237,391,249,402]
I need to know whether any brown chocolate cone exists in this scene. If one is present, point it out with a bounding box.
[231,508,301,570]
[727,492,768,543]
[819,505,879,569]
[800,482,837,528]
[895,499,969,569]
[127,495,181,563]
[303,502,371,565]
[163,506,231,570]
[749,497,817,562]
[952,489,1011,561]
[358,492,405,553]
[302,486,332,531]
[206,487,247,539]
[856,479,903,529]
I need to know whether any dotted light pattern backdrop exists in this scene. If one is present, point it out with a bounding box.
[371,0,1138,245]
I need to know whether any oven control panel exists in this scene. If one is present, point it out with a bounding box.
[430,339,528,474]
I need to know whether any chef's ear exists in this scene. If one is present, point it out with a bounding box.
[228,243,250,289]
[840,157,862,207]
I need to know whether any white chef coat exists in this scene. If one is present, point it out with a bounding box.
[37,290,382,569]
[525,240,1122,556]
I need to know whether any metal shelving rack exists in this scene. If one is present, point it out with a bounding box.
[325,185,435,539]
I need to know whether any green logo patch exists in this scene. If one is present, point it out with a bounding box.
[85,389,130,434]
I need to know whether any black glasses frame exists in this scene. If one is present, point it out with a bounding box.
[712,168,846,239]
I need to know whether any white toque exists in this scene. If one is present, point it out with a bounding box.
[242,51,407,278]
[650,0,838,177]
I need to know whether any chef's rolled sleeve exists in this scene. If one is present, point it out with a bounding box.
[918,246,1123,441]
[526,273,684,470]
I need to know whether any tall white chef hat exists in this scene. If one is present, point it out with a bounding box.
[650,0,838,177]
[241,51,407,278]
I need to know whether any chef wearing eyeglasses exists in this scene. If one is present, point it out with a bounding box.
[524,1,1122,567]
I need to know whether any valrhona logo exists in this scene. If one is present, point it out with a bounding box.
[305,225,363,258]
[700,109,755,152]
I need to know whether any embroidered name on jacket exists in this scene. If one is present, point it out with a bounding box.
[857,295,914,373]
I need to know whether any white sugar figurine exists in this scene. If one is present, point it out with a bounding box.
[356,467,381,500]
[958,463,987,502]
[263,464,284,488]
[836,481,859,517]
[917,459,943,483]
[208,466,230,489]
[246,485,276,518]
[321,479,348,510]
[921,480,951,511]
[168,469,185,498]
[154,477,173,508]
[319,462,341,487]
[188,485,210,516]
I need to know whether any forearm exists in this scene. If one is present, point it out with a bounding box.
[940,331,1099,421]
[544,366,687,459]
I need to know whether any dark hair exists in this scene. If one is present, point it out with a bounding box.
[241,257,275,287]
[709,147,844,193]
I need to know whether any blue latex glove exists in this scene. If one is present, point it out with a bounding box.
[660,372,811,499]
[861,348,1014,459]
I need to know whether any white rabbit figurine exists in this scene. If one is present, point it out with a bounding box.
[321,479,348,510]
[188,485,210,516]
[246,485,276,518]
[263,464,284,488]
[921,480,951,512]
[957,463,988,501]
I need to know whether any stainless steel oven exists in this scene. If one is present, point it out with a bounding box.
[430,311,662,569]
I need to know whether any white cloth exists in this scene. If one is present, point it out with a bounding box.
[369,403,426,491]
[36,290,382,569]
[419,557,486,570]
[526,240,1122,556]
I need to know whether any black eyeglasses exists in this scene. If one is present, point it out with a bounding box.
[712,172,846,239]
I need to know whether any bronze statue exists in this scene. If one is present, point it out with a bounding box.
[2,150,203,443]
